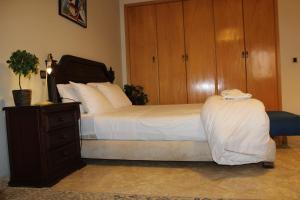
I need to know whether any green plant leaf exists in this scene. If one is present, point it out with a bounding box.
[124,84,148,105]
[7,50,39,89]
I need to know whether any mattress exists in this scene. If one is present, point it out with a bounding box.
[80,104,207,141]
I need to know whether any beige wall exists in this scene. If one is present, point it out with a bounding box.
[278,0,300,115]
[120,0,300,114]
[0,0,121,178]
[0,0,122,106]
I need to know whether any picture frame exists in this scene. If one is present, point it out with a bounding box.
[59,0,87,28]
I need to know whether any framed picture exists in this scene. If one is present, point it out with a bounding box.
[59,0,87,28]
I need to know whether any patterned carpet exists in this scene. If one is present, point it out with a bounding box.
[0,184,222,200]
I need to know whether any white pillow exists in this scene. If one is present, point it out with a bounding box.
[87,82,132,109]
[69,82,114,114]
[57,84,85,113]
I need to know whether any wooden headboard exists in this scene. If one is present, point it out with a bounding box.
[48,55,115,103]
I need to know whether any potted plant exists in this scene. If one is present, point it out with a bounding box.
[7,50,39,106]
[124,84,148,105]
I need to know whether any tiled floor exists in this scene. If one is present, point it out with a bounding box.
[53,137,300,199]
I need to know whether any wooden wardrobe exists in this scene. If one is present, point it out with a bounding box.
[125,0,280,111]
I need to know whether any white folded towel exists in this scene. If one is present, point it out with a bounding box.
[221,89,252,100]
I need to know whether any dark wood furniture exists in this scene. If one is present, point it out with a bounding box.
[48,55,115,103]
[3,102,85,187]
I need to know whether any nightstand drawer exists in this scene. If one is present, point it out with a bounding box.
[47,127,76,149]
[45,111,75,131]
[48,143,78,172]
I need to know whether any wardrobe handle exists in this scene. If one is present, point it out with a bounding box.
[152,56,155,63]
[182,54,185,61]
[245,51,249,59]
[185,54,189,61]
[241,51,245,58]
[242,51,249,59]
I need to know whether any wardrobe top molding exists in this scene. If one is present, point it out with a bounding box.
[124,0,184,8]
[124,0,279,8]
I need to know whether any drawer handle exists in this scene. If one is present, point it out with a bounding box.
[62,151,69,157]
[57,117,64,123]
[61,134,68,140]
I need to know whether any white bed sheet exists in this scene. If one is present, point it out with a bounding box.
[80,104,207,141]
[80,113,96,136]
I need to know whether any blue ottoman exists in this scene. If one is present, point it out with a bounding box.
[267,111,300,137]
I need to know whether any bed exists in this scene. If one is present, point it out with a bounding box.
[48,55,276,167]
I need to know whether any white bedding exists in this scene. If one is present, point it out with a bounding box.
[81,104,207,141]
[80,114,96,137]
[201,96,275,165]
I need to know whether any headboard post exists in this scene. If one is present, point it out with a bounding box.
[107,67,115,83]
[48,55,115,103]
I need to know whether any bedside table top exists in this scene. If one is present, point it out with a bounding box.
[3,102,80,111]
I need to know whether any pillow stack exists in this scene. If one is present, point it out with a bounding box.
[57,81,132,115]
[69,82,115,114]
[88,82,132,109]
[57,84,85,113]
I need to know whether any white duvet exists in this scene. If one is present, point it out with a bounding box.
[201,96,273,165]
[82,104,207,141]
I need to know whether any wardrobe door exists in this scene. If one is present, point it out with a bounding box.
[213,0,247,93]
[184,0,217,103]
[243,0,279,110]
[126,5,159,104]
[156,1,187,104]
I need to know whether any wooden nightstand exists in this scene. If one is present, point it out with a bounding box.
[3,102,85,187]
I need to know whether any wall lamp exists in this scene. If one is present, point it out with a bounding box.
[40,53,57,79]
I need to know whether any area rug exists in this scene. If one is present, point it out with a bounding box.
[0,186,224,200]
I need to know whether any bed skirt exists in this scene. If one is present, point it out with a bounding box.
[81,140,213,161]
[81,140,275,162]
